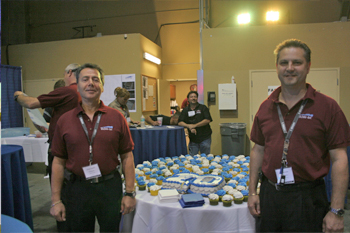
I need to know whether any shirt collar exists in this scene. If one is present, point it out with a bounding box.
[269,83,316,104]
[73,100,108,116]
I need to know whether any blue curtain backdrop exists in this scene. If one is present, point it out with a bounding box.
[1,65,23,128]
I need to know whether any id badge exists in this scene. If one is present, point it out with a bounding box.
[275,167,295,184]
[188,111,195,117]
[83,163,102,180]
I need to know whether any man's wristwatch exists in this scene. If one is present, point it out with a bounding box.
[329,207,345,217]
[124,191,136,198]
[14,94,20,102]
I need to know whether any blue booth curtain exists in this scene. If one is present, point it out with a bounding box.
[1,65,23,128]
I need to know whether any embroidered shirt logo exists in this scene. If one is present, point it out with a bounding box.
[299,114,313,120]
[196,110,201,114]
[100,126,113,131]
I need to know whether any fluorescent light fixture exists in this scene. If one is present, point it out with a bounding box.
[238,13,250,24]
[143,52,161,65]
[266,11,279,21]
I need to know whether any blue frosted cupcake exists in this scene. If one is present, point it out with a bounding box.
[138,180,146,191]
[216,189,226,202]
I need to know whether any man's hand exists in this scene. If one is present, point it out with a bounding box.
[248,195,260,217]
[187,124,196,130]
[190,128,197,135]
[151,121,159,126]
[120,196,136,215]
[323,211,344,233]
[50,202,66,222]
[14,91,24,98]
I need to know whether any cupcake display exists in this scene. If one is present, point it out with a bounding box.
[233,192,244,204]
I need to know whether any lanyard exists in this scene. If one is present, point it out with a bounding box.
[78,112,102,165]
[276,99,308,185]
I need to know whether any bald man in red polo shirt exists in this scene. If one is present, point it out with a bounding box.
[248,39,350,232]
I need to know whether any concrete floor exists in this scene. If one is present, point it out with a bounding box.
[27,162,350,232]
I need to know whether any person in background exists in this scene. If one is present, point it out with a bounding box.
[108,87,140,126]
[181,97,189,109]
[145,110,181,126]
[248,39,350,232]
[43,79,66,123]
[14,63,81,232]
[14,63,81,181]
[50,63,136,232]
[178,91,212,155]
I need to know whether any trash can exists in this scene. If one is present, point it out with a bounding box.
[220,123,246,155]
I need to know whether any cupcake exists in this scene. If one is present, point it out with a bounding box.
[185,164,192,172]
[147,182,156,192]
[222,194,233,207]
[145,171,152,180]
[149,178,157,184]
[202,168,209,174]
[156,176,164,185]
[241,190,249,202]
[233,192,244,204]
[208,194,219,205]
[216,190,226,202]
[150,173,158,179]
[137,180,146,191]
[150,185,161,196]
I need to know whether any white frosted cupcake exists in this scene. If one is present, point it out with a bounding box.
[223,185,234,193]
[222,194,233,207]
[208,194,219,205]
[236,185,246,191]
[149,178,157,184]
[150,185,161,196]
[164,171,172,177]
[233,192,244,204]
[196,170,204,175]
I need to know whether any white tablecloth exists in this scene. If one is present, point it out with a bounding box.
[130,189,255,233]
[1,136,49,164]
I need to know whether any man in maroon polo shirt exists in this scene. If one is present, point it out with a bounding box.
[14,63,81,181]
[248,39,350,232]
[50,63,136,232]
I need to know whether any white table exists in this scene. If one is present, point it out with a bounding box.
[1,136,49,164]
[128,188,255,233]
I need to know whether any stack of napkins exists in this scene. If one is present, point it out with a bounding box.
[158,189,180,203]
[179,193,205,208]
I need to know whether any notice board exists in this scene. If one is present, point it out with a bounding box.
[142,75,157,112]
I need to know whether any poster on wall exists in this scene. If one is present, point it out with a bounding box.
[268,86,279,96]
[100,74,136,112]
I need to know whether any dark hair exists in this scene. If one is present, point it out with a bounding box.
[274,39,311,64]
[75,63,104,85]
[187,91,198,99]
[53,79,65,89]
[114,87,130,98]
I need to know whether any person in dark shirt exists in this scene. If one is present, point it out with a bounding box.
[178,91,212,155]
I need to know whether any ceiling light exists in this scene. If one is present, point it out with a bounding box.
[266,11,279,22]
[238,13,251,25]
[143,52,161,65]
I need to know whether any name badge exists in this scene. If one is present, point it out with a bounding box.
[188,111,195,117]
[275,167,295,184]
[83,164,102,180]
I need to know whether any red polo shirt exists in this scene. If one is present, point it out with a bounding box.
[51,101,134,177]
[37,83,81,142]
[250,84,350,183]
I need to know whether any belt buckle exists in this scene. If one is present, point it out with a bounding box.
[90,177,99,184]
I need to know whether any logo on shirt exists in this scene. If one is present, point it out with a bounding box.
[299,114,313,120]
[100,126,113,131]
[196,110,201,114]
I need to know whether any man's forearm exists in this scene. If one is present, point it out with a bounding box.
[248,144,265,194]
[329,148,349,209]
[121,151,135,192]
[51,157,66,203]
[194,119,210,128]
[15,91,41,109]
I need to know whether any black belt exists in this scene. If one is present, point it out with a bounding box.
[263,174,324,192]
[65,168,118,184]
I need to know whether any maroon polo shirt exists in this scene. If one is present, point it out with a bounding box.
[250,83,350,183]
[51,101,134,177]
[37,83,81,142]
